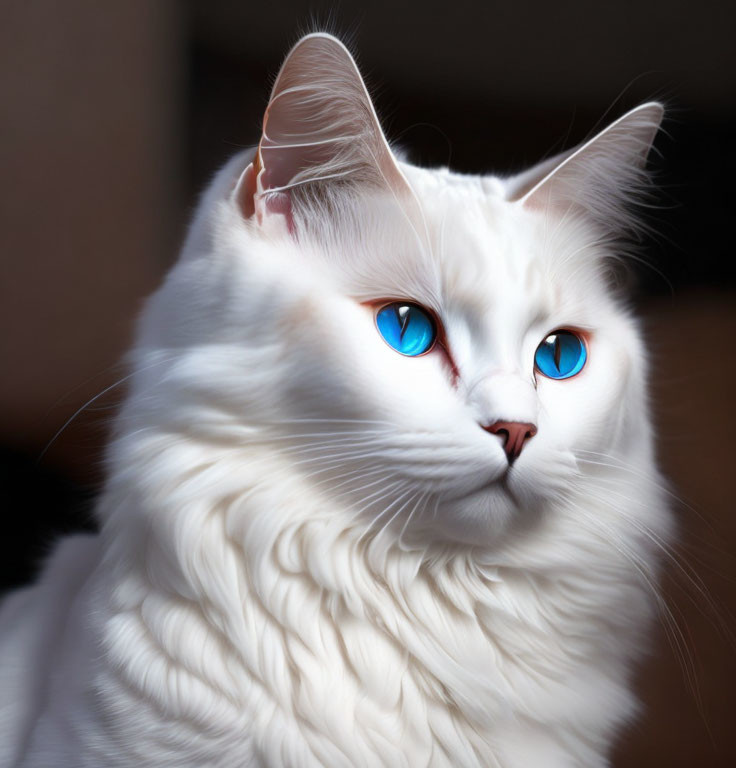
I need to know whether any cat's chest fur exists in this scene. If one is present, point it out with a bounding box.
[63,455,648,768]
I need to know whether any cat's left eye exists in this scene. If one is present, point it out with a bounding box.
[534,330,587,379]
[375,302,437,356]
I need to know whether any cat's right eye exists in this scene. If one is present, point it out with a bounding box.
[375,302,437,357]
[534,330,587,379]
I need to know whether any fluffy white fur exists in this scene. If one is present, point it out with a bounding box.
[0,34,671,767]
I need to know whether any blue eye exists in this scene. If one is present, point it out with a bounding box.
[376,302,437,356]
[534,330,587,379]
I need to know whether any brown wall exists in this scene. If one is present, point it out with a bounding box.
[0,1,181,471]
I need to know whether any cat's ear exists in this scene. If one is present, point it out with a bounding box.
[234,33,410,230]
[506,103,663,231]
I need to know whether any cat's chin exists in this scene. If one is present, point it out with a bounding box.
[423,481,522,547]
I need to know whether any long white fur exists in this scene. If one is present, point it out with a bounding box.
[0,34,671,768]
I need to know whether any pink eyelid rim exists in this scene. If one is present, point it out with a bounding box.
[363,299,461,381]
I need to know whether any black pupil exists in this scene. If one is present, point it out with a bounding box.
[394,305,412,341]
[552,335,562,370]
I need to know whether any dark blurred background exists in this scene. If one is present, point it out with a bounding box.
[1,2,734,765]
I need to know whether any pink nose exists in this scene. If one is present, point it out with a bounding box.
[484,421,537,461]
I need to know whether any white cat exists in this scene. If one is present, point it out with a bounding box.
[0,33,672,767]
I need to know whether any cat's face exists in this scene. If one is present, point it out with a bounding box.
[131,34,660,549]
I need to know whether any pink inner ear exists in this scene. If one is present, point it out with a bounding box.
[235,33,417,238]
[260,99,339,192]
[235,160,295,235]
[236,163,258,219]
[262,190,294,235]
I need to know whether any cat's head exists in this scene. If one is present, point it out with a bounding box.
[127,34,663,549]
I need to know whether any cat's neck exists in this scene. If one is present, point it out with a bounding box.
[99,432,650,614]
[87,436,654,765]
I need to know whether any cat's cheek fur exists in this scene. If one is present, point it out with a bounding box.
[536,322,640,454]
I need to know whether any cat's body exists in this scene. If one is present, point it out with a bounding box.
[0,35,670,767]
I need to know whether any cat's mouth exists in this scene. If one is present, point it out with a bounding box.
[437,461,513,503]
